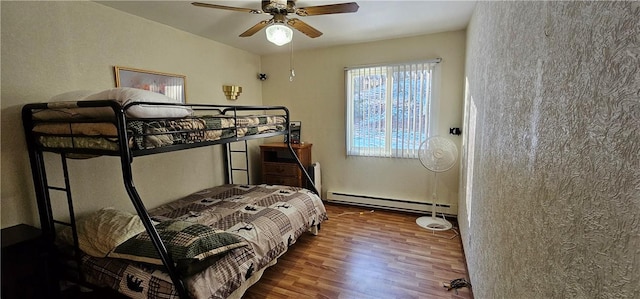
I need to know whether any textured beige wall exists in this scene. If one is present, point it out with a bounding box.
[261,31,466,210]
[460,2,640,298]
[1,1,262,228]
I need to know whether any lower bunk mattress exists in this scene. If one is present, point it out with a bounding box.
[74,184,328,299]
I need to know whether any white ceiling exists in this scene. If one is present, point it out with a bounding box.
[96,0,477,55]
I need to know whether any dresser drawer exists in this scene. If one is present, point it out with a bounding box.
[263,175,301,186]
[262,162,300,176]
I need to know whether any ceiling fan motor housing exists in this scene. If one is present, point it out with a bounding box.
[263,0,295,14]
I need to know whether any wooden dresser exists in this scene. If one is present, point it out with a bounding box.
[260,142,312,187]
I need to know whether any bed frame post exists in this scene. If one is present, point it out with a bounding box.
[112,105,191,299]
[21,104,62,297]
[280,109,319,196]
[287,140,319,195]
[223,144,230,185]
[22,105,56,241]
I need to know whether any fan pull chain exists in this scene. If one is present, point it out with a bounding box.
[289,39,295,82]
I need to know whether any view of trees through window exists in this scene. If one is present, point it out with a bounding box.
[347,62,436,158]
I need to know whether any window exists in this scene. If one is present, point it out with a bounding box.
[345,59,440,158]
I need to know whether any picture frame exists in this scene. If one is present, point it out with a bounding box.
[114,66,187,102]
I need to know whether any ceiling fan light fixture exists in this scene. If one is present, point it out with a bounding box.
[266,24,293,46]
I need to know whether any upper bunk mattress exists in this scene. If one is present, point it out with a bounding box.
[127,114,285,149]
[32,114,286,151]
[25,88,288,153]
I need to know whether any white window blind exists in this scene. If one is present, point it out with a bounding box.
[345,59,440,158]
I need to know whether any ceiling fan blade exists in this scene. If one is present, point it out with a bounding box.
[239,19,271,37]
[191,2,262,14]
[287,18,322,38]
[295,2,359,16]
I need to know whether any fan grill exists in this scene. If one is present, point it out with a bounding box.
[418,137,458,173]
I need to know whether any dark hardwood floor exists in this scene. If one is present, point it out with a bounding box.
[243,203,473,299]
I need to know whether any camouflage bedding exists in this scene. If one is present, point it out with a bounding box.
[33,114,287,151]
[80,184,328,299]
[127,115,285,150]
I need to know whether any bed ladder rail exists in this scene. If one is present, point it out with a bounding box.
[51,154,87,284]
[24,151,85,292]
[225,140,250,185]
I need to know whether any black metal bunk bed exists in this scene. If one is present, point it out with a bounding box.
[21,99,319,299]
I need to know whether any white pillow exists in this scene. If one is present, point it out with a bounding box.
[33,88,192,120]
[49,90,97,102]
[59,207,146,257]
[84,87,192,118]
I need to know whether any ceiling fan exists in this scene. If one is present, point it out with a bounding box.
[192,0,359,45]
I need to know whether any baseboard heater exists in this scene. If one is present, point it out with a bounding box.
[326,191,456,216]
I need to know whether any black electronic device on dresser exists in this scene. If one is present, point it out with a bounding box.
[2,224,60,299]
[284,121,301,144]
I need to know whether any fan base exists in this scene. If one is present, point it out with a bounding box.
[416,216,452,231]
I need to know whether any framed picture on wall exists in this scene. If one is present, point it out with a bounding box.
[114,66,186,102]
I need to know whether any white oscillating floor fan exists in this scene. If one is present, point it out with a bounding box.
[416,136,458,231]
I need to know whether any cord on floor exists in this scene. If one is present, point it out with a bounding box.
[443,277,471,294]
[333,210,375,217]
